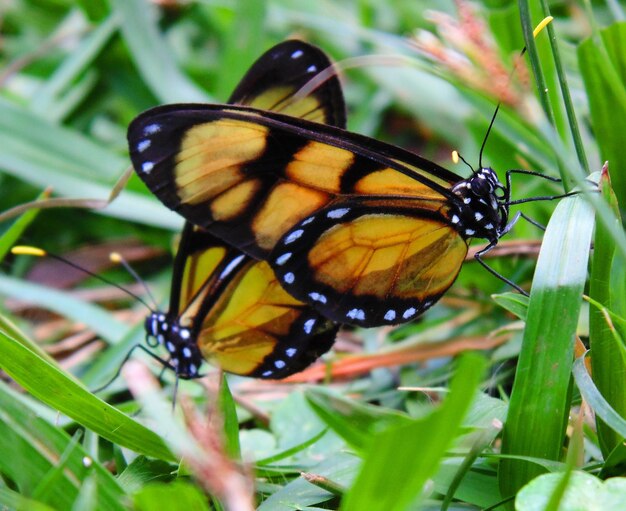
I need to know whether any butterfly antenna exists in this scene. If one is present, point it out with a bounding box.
[110,252,159,310]
[452,150,476,175]
[478,17,553,170]
[11,246,155,312]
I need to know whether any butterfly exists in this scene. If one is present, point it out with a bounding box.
[128,39,515,330]
[139,40,345,379]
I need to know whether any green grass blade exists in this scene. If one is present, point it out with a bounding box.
[0,274,129,344]
[539,0,589,175]
[589,167,626,456]
[111,0,209,104]
[578,22,626,207]
[573,356,626,438]
[499,192,595,497]
[0,190,47,261]
[0,329,175,461]
[0,382,126,510]
[341,353,486,511]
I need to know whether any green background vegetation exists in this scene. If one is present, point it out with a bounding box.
[1,0,625,509]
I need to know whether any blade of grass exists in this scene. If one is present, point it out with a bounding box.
[499,192,595,497]
[589,166,626,456]
[0,274,129,343]
[538,0,589,175]
[573,355,626,439]
[341,352,486,511]
[111,0,209,104]
[0,329,175,461]
[0,382,126,510]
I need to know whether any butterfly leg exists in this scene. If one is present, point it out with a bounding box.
[475,211,529,296]
[91,344,176,394]
[474,242,529,296]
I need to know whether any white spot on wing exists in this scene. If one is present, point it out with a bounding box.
[451,215,460,224]
[284,272,295,284]
[303,318,316,334]
[286,348,297,357]
[183,347,192,358]
[276,252,292,266]
[144,124,161,135]
[464,197,471,204]
[384,309,396,321]
[142,161,154,174]
[307,65,317,72]
[180,329,191,340]
[302,217,315,225]
[219,254,246,280]
[402,307,417,319]
[327,208,350,219]
[166,341,175,352]
[291,50,304,59]
[262,370,273,377]
[137,140,151,152]
[309,292,327,304]
[275,360,286,369]
[346,308,365,320]
[465,229,475,236]
[475,212,483,221]
[285,229,304,244]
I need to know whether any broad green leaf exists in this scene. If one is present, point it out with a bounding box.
[515,471,626,511]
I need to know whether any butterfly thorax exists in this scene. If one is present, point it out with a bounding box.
[449,167,508,243]
[145,312,203,379]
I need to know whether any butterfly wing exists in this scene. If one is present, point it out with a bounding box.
[173,224,337,378]
[129,104,462,259]
[228,39,346,127]
[269,198,469,327]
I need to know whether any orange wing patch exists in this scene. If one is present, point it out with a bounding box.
[175,119,268,205]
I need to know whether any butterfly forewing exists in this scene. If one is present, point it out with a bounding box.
[129,105,461,259]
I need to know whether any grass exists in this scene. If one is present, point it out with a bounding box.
[1,1,625,510]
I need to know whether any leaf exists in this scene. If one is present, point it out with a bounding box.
[0,329,175,461]
[341,353,486,511]
[500,193,595,497]
[515,471,626,511]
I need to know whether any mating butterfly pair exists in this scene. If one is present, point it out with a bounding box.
[128,40,514,380]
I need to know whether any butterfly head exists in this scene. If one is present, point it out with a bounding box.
[451,167,509,242]
[145,312,203,379]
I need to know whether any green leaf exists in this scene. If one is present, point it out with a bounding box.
[110,0,209,104]
[588,167,626,456]
[0,382,126,510]
[133,481,210,511]
[0,329,175,461]
[341,353,486,511]
[500,193,595,497]
[305,387,412,452]
[515,471,626,511]
[578,22,626,207]
[573,355,626,439]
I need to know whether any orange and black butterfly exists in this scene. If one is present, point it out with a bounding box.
[138,40,345,378]
[128,39,515,330]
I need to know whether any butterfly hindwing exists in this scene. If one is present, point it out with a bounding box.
[228,39,346,127]
[270,199,469,327]
[154,224,337,378]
